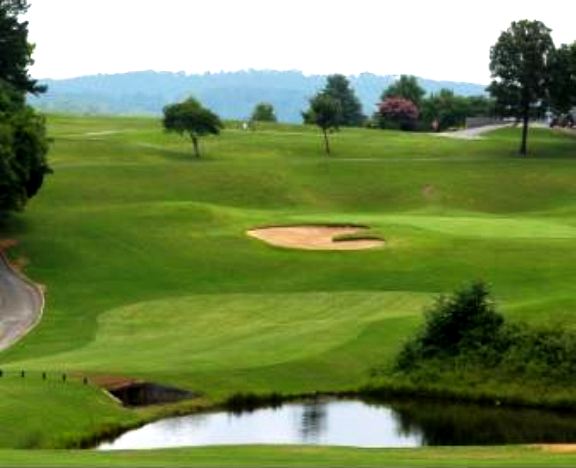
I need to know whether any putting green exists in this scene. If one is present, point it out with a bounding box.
[5,292,427,377]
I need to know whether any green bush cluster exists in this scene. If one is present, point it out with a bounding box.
[396,282,576,384]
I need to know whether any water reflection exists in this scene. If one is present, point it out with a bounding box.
[387,399,576,445]
[98,398,576,450]
[299,401,327,443]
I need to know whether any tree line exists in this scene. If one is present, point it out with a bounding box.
[163,19,575,158]
[1,14,575,212]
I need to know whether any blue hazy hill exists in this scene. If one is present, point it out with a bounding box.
[30,70,487,123]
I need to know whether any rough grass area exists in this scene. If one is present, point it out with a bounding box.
[0,114,575,457]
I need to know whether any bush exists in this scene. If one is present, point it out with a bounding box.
[377,97,420,131]
[395,282,576,385]
[397,282,504,369]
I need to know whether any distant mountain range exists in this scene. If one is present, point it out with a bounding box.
[29,70,487,123]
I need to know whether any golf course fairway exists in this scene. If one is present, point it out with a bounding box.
[0,114,575,465]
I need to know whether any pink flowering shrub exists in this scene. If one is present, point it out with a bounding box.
[379,97,420,122]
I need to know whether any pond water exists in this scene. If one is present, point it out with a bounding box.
[98,398,576,450]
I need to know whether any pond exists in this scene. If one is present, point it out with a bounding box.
[98,398,576,450]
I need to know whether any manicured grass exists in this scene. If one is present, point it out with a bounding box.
[0,114,575,462]
[0,377,136,448]
[2,292,427,395]
[1,445,576,467]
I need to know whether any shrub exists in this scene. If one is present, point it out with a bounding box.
[397,282,504,369]
[377,97,420,131]
[395,282,576,386]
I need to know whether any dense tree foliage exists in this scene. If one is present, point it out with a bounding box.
[307,94,342,155]
[321,74,365,126]
[250,102,277,122]
[397,282,504,366]
[381,75,426,109]
[0,0,50,213]
[303,75,364,127]
[549,42,576,116]
[421,90,461,131]
[374,73,496,132]
[422,91,496,131]
[488,20,555,155]
[162,97,223,158]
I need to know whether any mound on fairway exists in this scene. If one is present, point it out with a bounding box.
[247,225,385,250]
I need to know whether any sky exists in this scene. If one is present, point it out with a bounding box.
[26,0,575,84]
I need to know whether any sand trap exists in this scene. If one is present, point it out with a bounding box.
[539,444,576,453]
[247,225,384,251]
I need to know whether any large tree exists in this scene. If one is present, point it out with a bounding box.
[420,89,470,131]
[381,75,426,109]
[549,41,576,116]
[488,20,555,156]
[321,74,365,127]
[307,94,342,155]
[0,0,50,213]
[162,97,223,158]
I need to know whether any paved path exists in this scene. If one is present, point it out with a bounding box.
[0,253,43,351]
[436,123,512,140]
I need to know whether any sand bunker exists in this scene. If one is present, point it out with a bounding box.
[247,225,384,251]
[539,444,576,453]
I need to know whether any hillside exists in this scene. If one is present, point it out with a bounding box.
[28,70,487,122]
[0,114,575,451]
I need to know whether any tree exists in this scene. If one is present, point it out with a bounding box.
[308,94,342,155]
[250,102,277,122]
[378,97,419,130]
[162,97,223,158]
[549,42,576,116]
[321,74,365,126]
[488,20,555,156]
[396,282,505,369]
[420,89,469,131]
[381,75,426,109]
[0,0,50,213]
[0,0,44,97]
[465,95,497,118]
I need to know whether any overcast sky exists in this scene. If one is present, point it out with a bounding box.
[26,0,575,84]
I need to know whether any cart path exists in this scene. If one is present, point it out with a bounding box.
[0,253,44,351]
[437,123,513,139]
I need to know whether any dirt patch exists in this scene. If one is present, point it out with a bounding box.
[0,239,18,251]
[422,184,440,201]
[539,444,576,453]
[9,256,29,272]
[247,225,385,251]
[91,375,140,390]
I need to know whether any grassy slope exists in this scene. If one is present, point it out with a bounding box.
[0,377,138,448]
[0,114,575,460]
